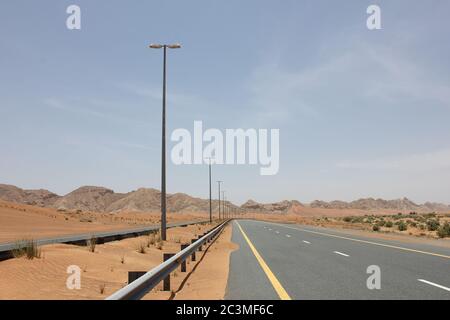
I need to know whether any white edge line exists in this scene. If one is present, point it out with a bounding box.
[303,240,311,244]
[333,251,350,257]
[418,279,450,292]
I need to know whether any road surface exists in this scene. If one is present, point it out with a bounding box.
[225,220,450,300]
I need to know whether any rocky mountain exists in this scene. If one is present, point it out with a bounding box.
[0,184,60,207]
[1,184,449,213]
[105,188,160,212]
[52,186,127,212]
[0,184,236,213]
[241,199,303,214]
[310,197,449,212]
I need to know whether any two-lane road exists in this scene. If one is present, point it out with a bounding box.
[225,220,450,300]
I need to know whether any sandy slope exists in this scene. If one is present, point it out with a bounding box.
[141,224,238,300]
[172,224,238,300]
[0,222,217,300]
[0,200,207,243]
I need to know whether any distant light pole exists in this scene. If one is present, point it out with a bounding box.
[217,181,223,220]
[149,43,181,241]
[205,158,213,223]
[222,191,226,219]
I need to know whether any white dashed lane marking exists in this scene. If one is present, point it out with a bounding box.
[303,240,311,244]
[418,279,450,292]
[333,251,350,257]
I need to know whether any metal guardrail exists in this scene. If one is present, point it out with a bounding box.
[106,219,230,300]
[0,219,209,261]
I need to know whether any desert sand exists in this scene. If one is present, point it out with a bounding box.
[0,222,221,300]
[0,200,207,243]
[142,224,238,300]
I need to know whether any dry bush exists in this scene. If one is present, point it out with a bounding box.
[137,242,146,254]
[173,237,181,244]
[147,234,155,247]
[120,255,125,264]
[437,223,450,238]
[87,236,97,252]
[12,239,41,260]
[99,283,106,294]
[155,241,163,250]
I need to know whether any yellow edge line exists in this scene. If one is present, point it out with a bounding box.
[268,222,450,259]
[235,221,292,300]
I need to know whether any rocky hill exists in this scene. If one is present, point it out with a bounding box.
[1,184,449,213]
[52,186,127,212]
[0,184,60,207]
[310,197,449,212]
[0,184,237,213]
[241,199,304,214]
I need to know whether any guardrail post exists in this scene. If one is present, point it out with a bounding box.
[197,236,203,251]
[180,244,188,272]
[128,271,146,284]
[191,239,196,261]
[163,253,175,291]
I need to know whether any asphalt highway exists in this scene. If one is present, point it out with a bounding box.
[225,220,450,300]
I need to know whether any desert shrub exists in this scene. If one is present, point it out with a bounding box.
[99,283,106,294]
[397,221,408,231]
[25,240,41,259]
[364,217,374,224]
[372,225,380,232]
[137,242,146,254]
[12,240,26,258]
[426,219,440,231]
[155,241,163,250]
[13,239,41,259]
[409,211,417,215]
[418,224,425,230]
[155,232,161,242]
[377,220,386,227]
[424,213,437,218]
[173,237,181,244]
[147,234,155,247]
[87,236,97,252]
[409,221,417,227]
[343,216,352,223]
[414,216,426,223]
[385,221,393,228]
[351,217,364,223]
[437,223,450,238]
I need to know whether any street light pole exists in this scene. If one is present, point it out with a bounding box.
[149,43,181,241]
[217,181,222,220]
[207,158,212,223]
[222,191,226,219]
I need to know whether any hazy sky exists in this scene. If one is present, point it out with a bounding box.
[1,0,450,204]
